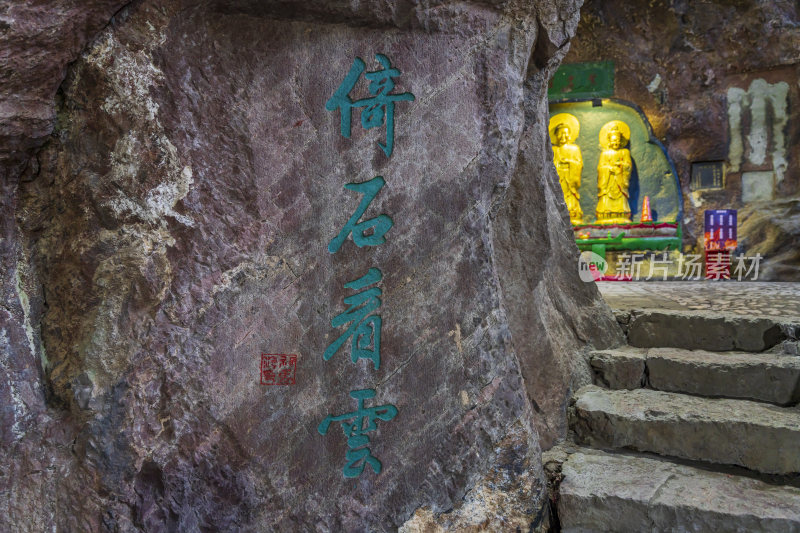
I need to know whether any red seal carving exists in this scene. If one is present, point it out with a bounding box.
[260,354,297,385]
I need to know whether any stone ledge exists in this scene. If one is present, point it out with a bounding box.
[625,309,798,352]
[589,347,800,405]
[572,385,800,474]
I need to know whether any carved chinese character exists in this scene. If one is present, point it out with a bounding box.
[323,268,382,370]
[318,389,398,478]
[326,54,415,157]
[329,176,393,254]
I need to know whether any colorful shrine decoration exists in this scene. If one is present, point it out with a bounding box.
[640,196,653,222]
[548,99,682,258]
[704,209,737,280]
[548,61,615,100]
[704,209,737,251]
[320,54,414,479]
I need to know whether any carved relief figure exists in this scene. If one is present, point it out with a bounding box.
[596,120,632,224]
[549,113,583,225]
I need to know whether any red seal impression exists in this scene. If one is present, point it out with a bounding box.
[260,354,297,385]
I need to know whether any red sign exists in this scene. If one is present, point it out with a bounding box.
[260,354,297,385]
[704,209,737,251]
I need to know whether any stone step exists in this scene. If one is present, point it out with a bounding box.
[621,309,798,352]
[571,385,800,474]
[558,448,800,533]
[589,347,800,405]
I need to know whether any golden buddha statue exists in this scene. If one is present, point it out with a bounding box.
[596,120,632,224]
[549,113,583,225]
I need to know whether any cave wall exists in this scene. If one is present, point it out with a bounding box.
[564,0,800,278]
[1,0,620,530]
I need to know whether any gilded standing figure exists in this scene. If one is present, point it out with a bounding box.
[596,120,632,224]
[549,113,583,225]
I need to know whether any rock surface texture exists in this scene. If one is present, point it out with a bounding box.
[738,198,800,280]
[1,0,621,530]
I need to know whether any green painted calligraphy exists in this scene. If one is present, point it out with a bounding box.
[317,388,398,478]
[323,268,382,370]
[325,54,415,157]
[328,176,393,253]
[320,53,412,480]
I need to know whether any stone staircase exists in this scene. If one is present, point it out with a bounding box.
[546,309,800,532]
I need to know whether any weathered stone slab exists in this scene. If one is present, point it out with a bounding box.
[592,346,800,405]
[648,347,800,405]
[559,449,800,533]
[588,348,646,389]
[627,309,790,352]
[572,385,800,474]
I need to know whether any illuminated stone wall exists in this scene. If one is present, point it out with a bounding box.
[565,0,800,279]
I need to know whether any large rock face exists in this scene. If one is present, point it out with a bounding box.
[2,0,621,530]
